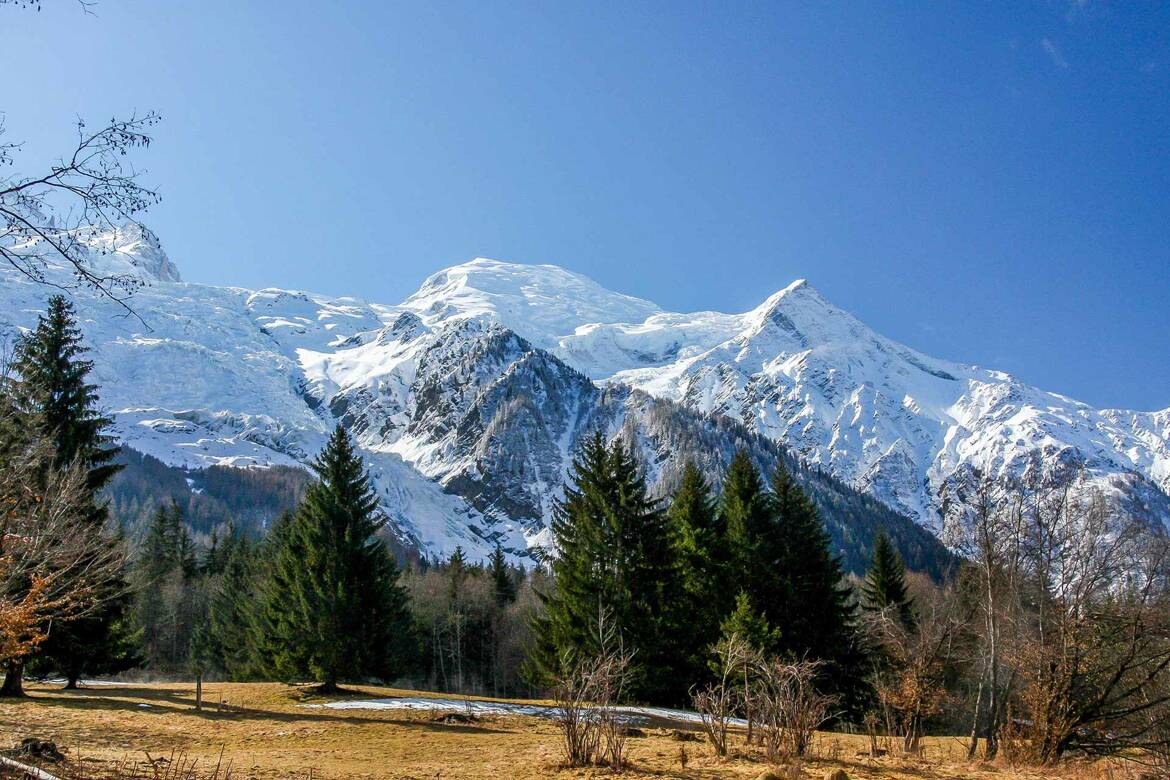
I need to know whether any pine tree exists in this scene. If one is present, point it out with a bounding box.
[667,461,724,680]
[719,590,778,655]
[257,426,412,692]
[532,431,687,703]
[862,531,915,628]
[4,296,126,694]
[717,450,771,621]
[489,545,516,608]
[12,296,121,492]
[249,511,298,676]
[768,461,866,715]
[447,546,468,603]
[206,531,259,679]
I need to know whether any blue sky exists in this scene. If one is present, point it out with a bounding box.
[4,1,1167,410]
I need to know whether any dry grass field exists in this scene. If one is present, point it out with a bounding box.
[0,681,1150,780]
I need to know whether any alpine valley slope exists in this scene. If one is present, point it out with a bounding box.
[1,226,1166,566]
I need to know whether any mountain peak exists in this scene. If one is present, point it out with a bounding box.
[80,223,182,283]
[741,277,851,341]
[402,258,660,347]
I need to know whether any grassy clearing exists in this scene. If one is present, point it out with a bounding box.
[0,681,1145,779]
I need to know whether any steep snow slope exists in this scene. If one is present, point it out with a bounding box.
[1,229,1165,560]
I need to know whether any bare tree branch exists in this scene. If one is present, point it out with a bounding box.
[0,112,161,318]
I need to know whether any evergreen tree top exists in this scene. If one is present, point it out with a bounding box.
[862,530,914,627]
[12,295,120,495]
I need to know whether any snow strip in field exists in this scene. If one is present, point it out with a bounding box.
[307,696,745,727]
[37,678,128,687]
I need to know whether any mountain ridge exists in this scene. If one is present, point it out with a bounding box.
[1,225,1166,563]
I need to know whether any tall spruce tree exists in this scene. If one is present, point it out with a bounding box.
[249,510,297,676]
[4,296,127,694]
[768,461,866,714]
[717,451,771,621]
[206,530,259,679]
[667,461,724,679]
[533,431,687,703]
[489,545,516,608]
[862,531,915,628]
[257,426,412,692]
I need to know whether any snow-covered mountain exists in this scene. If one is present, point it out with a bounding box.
[1,227,1166,562]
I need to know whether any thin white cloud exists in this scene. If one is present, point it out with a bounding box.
[1042,38,1070,69]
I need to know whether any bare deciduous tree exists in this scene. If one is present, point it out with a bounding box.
[1011,483,1170,764]
[947,466,1170,765]
[943,471,1027,760]
[0,112,160,309]
[864,581,968,754]
[0,386,127,667]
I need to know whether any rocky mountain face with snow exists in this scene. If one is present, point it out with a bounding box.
[1,227,1166,564]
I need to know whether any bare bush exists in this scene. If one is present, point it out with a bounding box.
[551,607,634,770]
[863,581,969,755]
[691,632,751,757]
[753,657,838,766]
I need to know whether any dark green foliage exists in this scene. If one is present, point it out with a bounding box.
[31,591,140,689]
[206,530,261,678]
[667,461,725,679]
[533,431,688,704]
[719,590,778,654]
[447,546,468,602]
[256,426,412,691]
[717,451,775,623]
[489,545,516,608]
[767,462,867,715]
[13,296,128,686]
[12,296,120,494]
[862,531,915,629]
[635,396,952,578]
[132,502,207,672]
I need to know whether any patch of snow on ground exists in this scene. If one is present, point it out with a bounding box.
[307,695,744,726]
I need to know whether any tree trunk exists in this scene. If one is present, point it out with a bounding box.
[966,671,985,759]
[743,661,753,745]
[0,662,25,698]
[195,673,203,711]
[984,573,1000,760]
